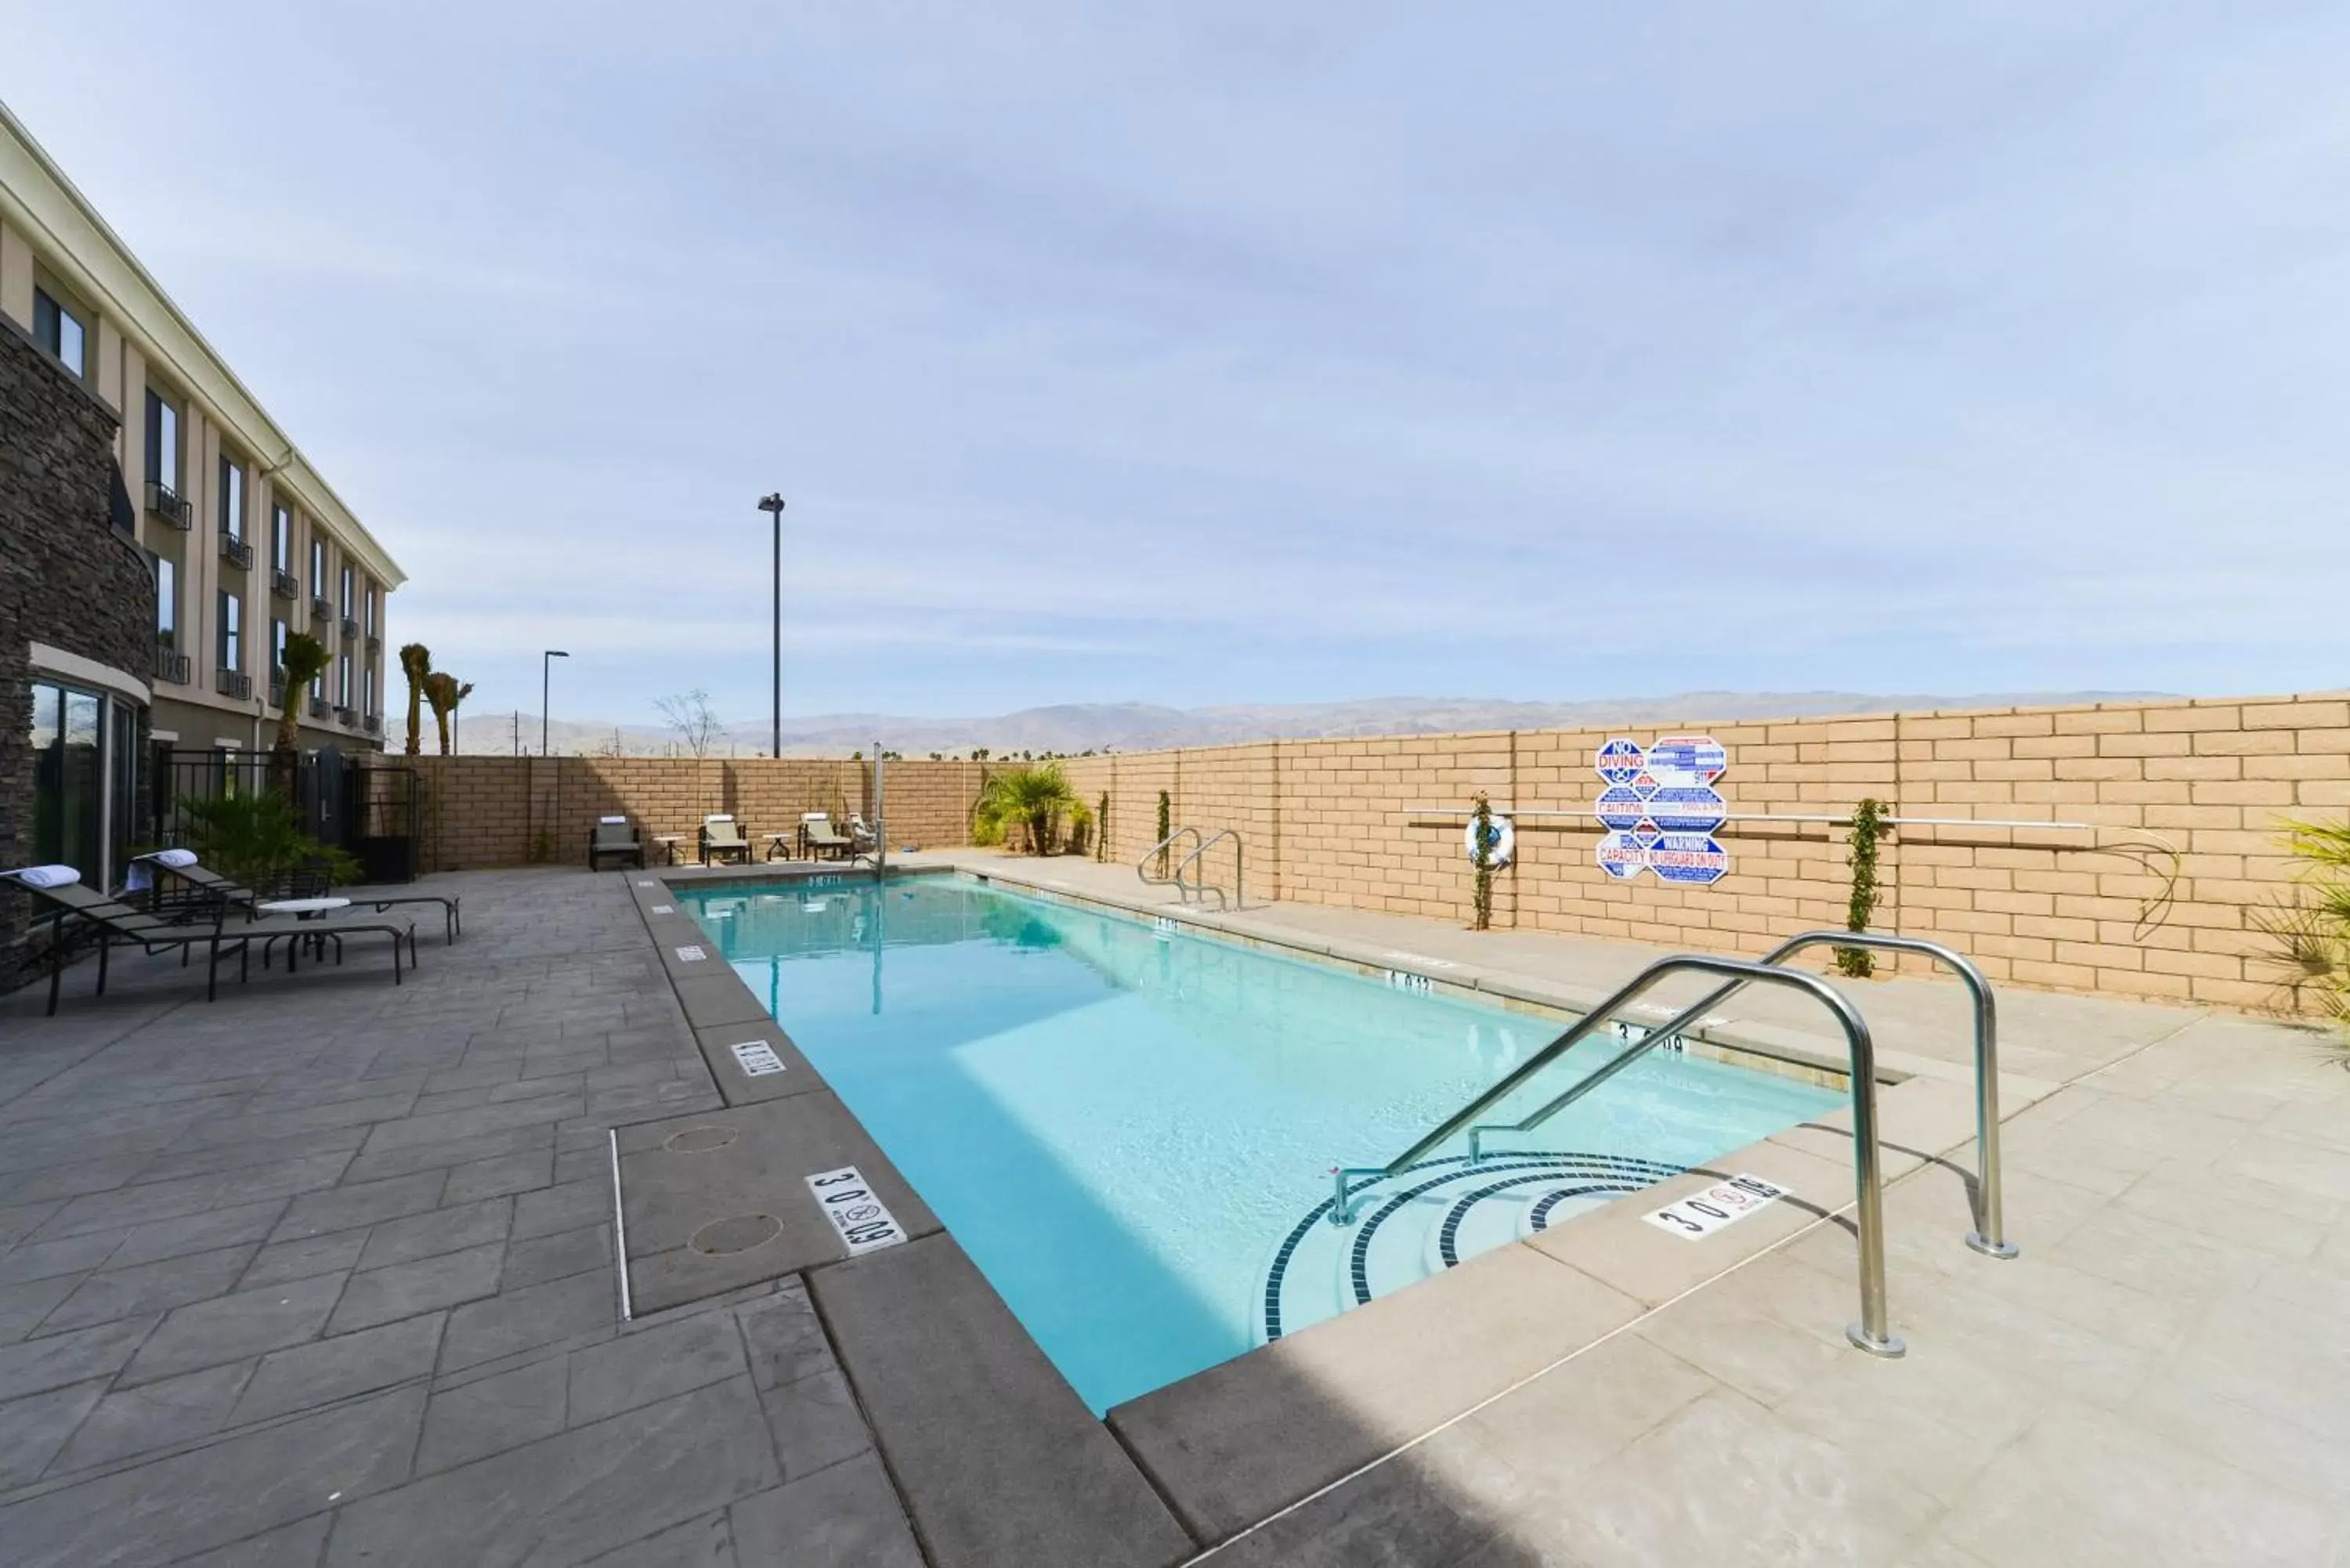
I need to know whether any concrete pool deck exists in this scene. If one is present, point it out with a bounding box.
[1,859,2346,1565]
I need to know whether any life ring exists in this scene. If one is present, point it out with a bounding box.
[1464,813,1515,869]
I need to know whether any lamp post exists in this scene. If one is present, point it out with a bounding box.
[757,493,786,758]
[541,650,569,755]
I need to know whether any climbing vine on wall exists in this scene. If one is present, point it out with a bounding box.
[1097,793,1110,862]
[1836,797,1887,977]
[1470,792,1497,931]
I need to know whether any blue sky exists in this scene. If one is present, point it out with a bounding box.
[13,5,2348,728]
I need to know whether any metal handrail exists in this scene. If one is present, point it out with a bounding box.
[1172,829,1242,909]
[1466,929,2012,1259]
[1331,953,1906,1357]
[1137,826,1201,891]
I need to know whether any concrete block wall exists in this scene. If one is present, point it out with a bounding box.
[1061,692,2350,1010]
[392,756,989,871]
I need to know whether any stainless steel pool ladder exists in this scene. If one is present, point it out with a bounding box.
[1139,826,1243,910]
[1329,936,2014,1357]
[1466,931,2014,1263]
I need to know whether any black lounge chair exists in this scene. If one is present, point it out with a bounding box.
[134,852,461,942]
[3,869,418,1015]
[589,815,645,871]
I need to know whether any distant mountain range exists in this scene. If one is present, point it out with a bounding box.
[448,690,2170,758]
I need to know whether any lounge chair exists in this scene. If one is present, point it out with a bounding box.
[589,815,645,872]
[847,814,881,864]
[700,814,753,866]
[131,851,461,943]
[801,812,853,861]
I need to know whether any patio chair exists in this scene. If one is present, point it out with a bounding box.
[847,813,881,864]
[801,812,854,861]
[131,851,461,943]
[3,865,253,1015]
[700,814,753,866]
[589,815,646,872]
[5,869,419,1013]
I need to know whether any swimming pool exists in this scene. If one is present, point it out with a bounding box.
[678,874,1839,1413]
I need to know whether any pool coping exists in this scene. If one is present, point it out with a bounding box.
[608,858,2063,1560]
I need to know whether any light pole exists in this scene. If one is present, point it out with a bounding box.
[541,650,569,755]
[758,492,786,757]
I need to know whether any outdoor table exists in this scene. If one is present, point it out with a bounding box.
[257,896,352,970]
[653,836,683,865]
[764,832,795,862]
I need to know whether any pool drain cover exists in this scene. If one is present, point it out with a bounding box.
[614,1099,942,1314]
[691,1213,783,1255]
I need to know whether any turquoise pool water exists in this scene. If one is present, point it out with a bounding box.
[679,875,1838,1413]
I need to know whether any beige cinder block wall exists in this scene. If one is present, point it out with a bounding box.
[391,756,989,872]
[1061,692,2350,1010]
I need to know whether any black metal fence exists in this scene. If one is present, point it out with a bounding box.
[150,747,421,886]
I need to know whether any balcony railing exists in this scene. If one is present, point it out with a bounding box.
[311,594,334,623]
[271,569,300,601]
[334,705,357,726]
[365,633,382,654]
[270,672,287,708]
[215,668,253,700]
[309,695,330,720]
[146,480,192,530]
[363,714,381,735]
[154,640,190,685]
[339,616,359,641]
[219,532,255,570]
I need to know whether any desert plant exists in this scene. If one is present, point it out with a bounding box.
[1470,792,1498,931]
[1096,793,1110,862]
[398,643,432,756]
[1835,798,1888,977]
[423,672,475,755]
[2254,816,2350,1037]
[1067,800,1094,858]
[974,763,1080,856]
[1156,790,1172,876]
[266,630,332,794]
[179,789,359,894]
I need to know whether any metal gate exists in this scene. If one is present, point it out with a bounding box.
[150,747,419,884]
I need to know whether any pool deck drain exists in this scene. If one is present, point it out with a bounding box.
[0,861,2343,1568]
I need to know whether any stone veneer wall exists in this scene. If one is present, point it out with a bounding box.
[1058,693,2350,1011]
[392,756,990,871]
[1,316,152,971]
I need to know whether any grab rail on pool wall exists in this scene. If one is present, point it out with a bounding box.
[1173,829,1242,910]
[1139,826,1202,894]
[1465,930,2014,1262]
[1139,825,1242,909]
[1330,954,1908,1358]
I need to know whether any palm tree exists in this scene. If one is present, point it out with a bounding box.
[974,762,1079,856]
[423,672,475,756]
[267,631,331,795]
[398,643,432,756]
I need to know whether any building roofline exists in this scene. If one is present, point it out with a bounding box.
[0,96,407,590]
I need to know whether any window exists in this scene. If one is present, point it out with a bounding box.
[339,565,354,620]
[363,664,376,717]
[271,618,289,675]
[27,681,140,886]
[364,586,376,638]
[33,287,87,378]
[218,591,241,673]
[272,504,291,573]
[144,390,180,490]
[156,558,177,643]
[338,652,352,708]
[311,538,327,598]
[219,457,245,541]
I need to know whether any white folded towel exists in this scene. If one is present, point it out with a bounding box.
[150,848,199,868]
[125,847,198,894]
[6,865,81,889]
[598,815,627,824]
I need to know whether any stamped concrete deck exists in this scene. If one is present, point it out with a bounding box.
[2,859,2347,1566]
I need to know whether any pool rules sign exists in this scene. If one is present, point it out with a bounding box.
[1593,735,1732,885]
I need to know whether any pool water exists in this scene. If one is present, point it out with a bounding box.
[680,875,1838,1413]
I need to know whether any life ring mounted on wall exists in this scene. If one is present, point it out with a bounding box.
[1464,813,1515,869]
